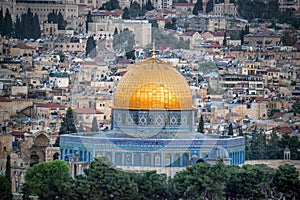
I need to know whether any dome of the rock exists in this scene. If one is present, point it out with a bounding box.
[113,58,192,110]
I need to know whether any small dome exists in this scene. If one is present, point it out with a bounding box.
[113,58,192,110]
[207,146,229,160]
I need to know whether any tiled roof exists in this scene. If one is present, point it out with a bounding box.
[272,112,285,119]
[180,31,196,36]
[275,126,293,134]
[0,97,11,102]
[13,43,36,50]
[73,108,103,114]
[266,68,280,72]
[210,31,225,37]
[37,102,66,109]
[11,131,32,136]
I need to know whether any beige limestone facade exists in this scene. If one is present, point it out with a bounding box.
[43,23,59,37]
[88,20,152,48]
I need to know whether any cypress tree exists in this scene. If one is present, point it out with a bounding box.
[193,0,203,15]
[14,15,21,39]
[86,36,97,57]
[228,123,233,136]
[205,0,214,14]
[91,116,98,132]
[57,12,66,30]
[33,13,41,39]
[5,154,12,200]
[222,31,227,46]
[86,10,93,33]
[55,107,78,147]
[122,7,130,19]
[240,28,244,45]
[113,27,118,36]
[60,107,77,134]
[0,8,4,36]
[146,0,154,11]
[197,115,205,133]
[4,8,13,37]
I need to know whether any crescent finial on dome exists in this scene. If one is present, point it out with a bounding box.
[152,41,156,58]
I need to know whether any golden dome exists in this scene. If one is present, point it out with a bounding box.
[113,58,192,110]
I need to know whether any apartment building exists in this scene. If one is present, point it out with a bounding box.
[219,74,265,96]
[244,29,281,48]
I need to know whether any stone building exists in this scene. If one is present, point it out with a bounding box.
[183,16,226,33]
[88,20,152,48]
[243,29,281,48]
[213,0,237,17]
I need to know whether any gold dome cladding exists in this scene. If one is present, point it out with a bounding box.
[113,58,192,110]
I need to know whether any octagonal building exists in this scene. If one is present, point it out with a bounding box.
[60,57,245,176]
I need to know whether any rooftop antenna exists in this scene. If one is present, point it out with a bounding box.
[152,41,156,58]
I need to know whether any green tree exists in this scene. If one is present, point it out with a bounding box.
[125,50,136,60]
[146,0,154,11]
[3,8,13,37]
[86,36,97,57]
[15,9,41,40]
[266,130,280,159]
[0,8,3,36]
[57,12,67,30]
[272,164,300,199]
[86,10,93,33]
[228,123,233,135]
[164,18,177,30]
[0,175,11,200]
[222,31,227,46]
[152,27,189,49]
[101,0,121,11]
[281,27,297,46]
[292,101,300,114]
[205,0,214,13]
[250,130,267,159]
[245,132,252,160]
[5,154,12,200]
[230,164,275,199]
[71,157,138,199]
[54,107,77,147]
[113,28,135,53]
[129,1,142,18]
[113,27,118,36]
[91,116,98,132]
[149,19,158,27]
[58,51,65,63]
[47,11,66,30]
[14,16,21,38]
[197,115,204,133]
[131,171,169,200]
[33,14,41,39]
[193,0,203,15]
[122,7,130,19]
[60,107,77,134]
[203,161,229,200]
[25,160,72,200]
[173,163,210,199]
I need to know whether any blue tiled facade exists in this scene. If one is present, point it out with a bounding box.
[60,131,245,167]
